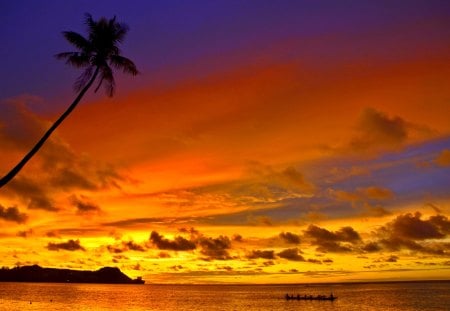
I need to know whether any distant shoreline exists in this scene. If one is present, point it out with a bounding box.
[0,265,144,284]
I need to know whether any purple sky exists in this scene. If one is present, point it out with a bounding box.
[2,0,449,111]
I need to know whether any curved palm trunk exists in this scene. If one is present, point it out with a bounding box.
[0,67,99,188]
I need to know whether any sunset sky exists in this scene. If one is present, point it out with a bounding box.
[1,0,449,283]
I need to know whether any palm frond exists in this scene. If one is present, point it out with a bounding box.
[114,24,129,43]
[112,18,129,43]
[84,13,96,35]
[100,65,115,97]
[55,52,90,68]
[94,76,104,93]
[109,15,117,29]
[55,51,76,60]
[109,55,139,75]
[62,31,91,51]
[74,66,95,92]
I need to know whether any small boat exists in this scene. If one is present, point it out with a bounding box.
[285,294,337,301]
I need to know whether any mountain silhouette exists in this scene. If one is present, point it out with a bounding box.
[0,265,144,284]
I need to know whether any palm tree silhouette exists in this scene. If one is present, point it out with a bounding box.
[0,13,138,188]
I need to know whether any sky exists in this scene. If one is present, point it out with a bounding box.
[0,0,449,284]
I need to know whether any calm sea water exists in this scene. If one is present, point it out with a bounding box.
[0,281,449,310]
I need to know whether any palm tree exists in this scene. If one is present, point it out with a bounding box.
[0,13,138,188]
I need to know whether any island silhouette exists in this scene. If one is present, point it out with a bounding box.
[0,265,144,284]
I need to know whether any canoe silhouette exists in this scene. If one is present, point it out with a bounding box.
[285,294,337,301]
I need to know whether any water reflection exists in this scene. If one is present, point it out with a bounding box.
[0,282,448,311]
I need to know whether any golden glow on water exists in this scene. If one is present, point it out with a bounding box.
[1,282,449,310]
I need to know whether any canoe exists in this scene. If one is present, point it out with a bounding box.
[285,294,337,301]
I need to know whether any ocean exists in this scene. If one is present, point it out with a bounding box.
[0,281,449,310]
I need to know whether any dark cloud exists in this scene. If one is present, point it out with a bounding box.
[17,229,33,238]
[50,167,97,191]
[307,258,322,264]
[377,237,447,256]
[150,231,196,251]
[198,235,232,260]
[336,227,361,243]
[96,165,126,189]
[429,215,450,235]
[388,212,449,240]
[0,204,27,223]
[107,240,146,253]
[304,225,336,242]
[350,108,408,151]
[247,250,275,260]
[106,245,124,254]
[262,260,275,266]
[38,132,124,192]
[47,239,85,251]
[380,237,424,252]
[123,240,146,252]
[232,234,243,242]
[304,225,360,253]
[70,195,101,214]
[362,242,381,253]
[0,98,125,211]
[382,237,448,255]
[279,232,300,244]
[316,241,352,253]
[5,177,57,211]
[277,248,305,261]
[386,255,398,262]
[369,212,450,255]
[374,255,400,263]
[304,225,361,243]
[154,228,233,260]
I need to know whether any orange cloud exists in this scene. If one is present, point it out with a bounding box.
[350,108,408,152]
[362,187,394,200]
[435,149,450,166]
[332,186,394,203]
